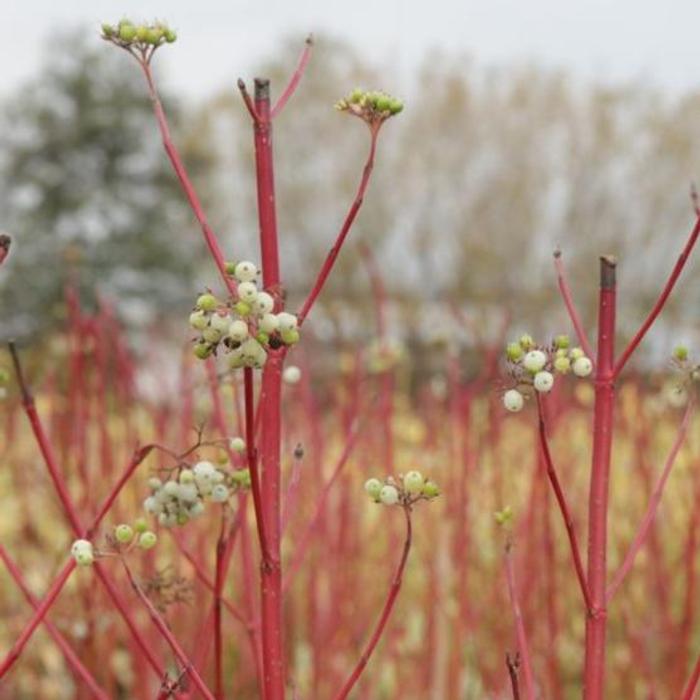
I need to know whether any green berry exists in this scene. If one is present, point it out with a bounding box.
[519,334,535,351]
[193,342,212,360]
[554,356,571,374]
[235,301,252,317]
[506,342,524,362]
[422,481,440,499]
[674,345,689,362]
[138,531,157,550]
[281,329,300,345]
[555,335,570,350]
[256,331,270,345]
[115,524,134,544]
[196,293,218,312]
[134,517,148,534]
[364,478,383,499]
[388,98,404,114]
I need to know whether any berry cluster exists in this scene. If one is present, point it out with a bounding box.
[190,261,300,369]
[101,19,177,48]
[364,470,440,506]
[70,521,157,567]
[143,461,251,528]
[502,334,593,412]
[335,89,404,127]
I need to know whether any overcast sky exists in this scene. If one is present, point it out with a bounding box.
[3,0,700,99]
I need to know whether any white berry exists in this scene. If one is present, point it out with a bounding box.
[234,261,258,282]
[283,366,301,385]
[523,350,547,373]
[533,371,554,393]
[503,389,524,413]
[573,357,593,377]
[379,485,399,505]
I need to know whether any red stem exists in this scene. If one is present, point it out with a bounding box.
[553,250,594,362]
[536,395,591,611]
[606,398,694,603]
[333,506,413,700]
[270,36,313,119]
[121,559,215,700]
[139,61,236,297]
[614,214,700,377]
[583,256,617,700]
[252,78,285,700]
[504,541,537,700]
[297,128,379,325]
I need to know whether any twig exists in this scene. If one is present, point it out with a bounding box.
[606,397,694,603]
[536,395,592,611]
[553,250,594,361]
[504,539,537,700]
[270,35,314,119]
[614,215,700,377]
[506,651,521,700]
[333,505,413,700]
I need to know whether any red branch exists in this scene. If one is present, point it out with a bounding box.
[333,506,413,700]
[606,398,694,603]
[270,35,314,119]
[536,395,592,611]
[614,215,700,377]
[553,250,594,362]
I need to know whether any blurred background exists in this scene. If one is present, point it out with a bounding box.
[2,1,700,361]
[4,4,700,699]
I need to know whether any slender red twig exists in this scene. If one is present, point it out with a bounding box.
[614,215,700,377]
[0,545,109,698]
[298,127,379,325]
[121,559,215,700]
[606,398,694,603]
[333,505,413,700]
[504,540,537,700]
[270,35,314,119]
[536,395,592,611]
[682,649,700,700]
[553,249,594,362]
[139,61,236,297]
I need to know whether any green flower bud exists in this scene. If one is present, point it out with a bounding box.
[118,22,137,42]
[134,517,148,534]
[115,524,134,544]
[136,25,150,42]
[146,27,163,44]
[375,94,391,111]
[164,28,177,43]
[349,88,364,104]
[138,531,158,550]
[101,23,114,37]
[554,356,571,374]
[388,98,404,114]
[196,293,218,312]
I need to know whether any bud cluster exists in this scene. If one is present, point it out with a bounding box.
[143,461,251,528]
[70,520,157,568]
[364,470,440,507]
[190,261,300,369]
[101,19,177,49]
[335,88,404,127]
[502,334,593,412]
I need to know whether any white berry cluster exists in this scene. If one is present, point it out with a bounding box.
[364,470,440,506]
[502,334,593,413]
[335,88,404,127]
[70,522,157,567]
[101,19,177,47]
[143,461,251,528]
[190,261,300,369]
